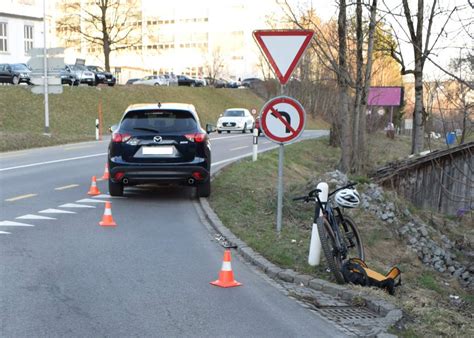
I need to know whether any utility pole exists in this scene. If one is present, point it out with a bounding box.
[43,0,50,135]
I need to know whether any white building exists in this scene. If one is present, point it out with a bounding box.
[0,0,45,64]
[53,0,283,83]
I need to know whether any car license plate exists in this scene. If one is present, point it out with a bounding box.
[142,146,173,155]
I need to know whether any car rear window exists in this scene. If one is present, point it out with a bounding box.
[121,109,198,133]
[224,110,244,117]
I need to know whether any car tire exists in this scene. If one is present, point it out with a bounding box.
[227,131,230,133]
[190,83,195,87]
[242,123,247,133]
[197,180,211,198]
[108,83,115,87]
[12,76,19,85]
[154,83,159,86]
[108,179,124,197]
[217,130,222,134]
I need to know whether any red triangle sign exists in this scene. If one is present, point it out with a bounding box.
[253,30,314,85]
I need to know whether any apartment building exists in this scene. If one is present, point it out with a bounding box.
[53,0,280,83]
[0,0,45,63]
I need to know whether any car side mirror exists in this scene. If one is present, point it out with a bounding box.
[205,124,216,134]
[219,113,223,117]
[109,124,118,133]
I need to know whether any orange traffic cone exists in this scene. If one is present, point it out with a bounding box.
[101,163,110,180]
[87,176,101,196]
[210,249,242,288]
[99,201,117,227]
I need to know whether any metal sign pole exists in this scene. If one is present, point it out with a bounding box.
[43,0,50,135]
[276,84,285,233]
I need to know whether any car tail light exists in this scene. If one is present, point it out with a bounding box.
[192,171,205,181]
[114,172,125,181]
[185,133,207,143]
[112,132,131,143]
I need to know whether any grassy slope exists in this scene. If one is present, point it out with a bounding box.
[0,85,326,152]
[210,133,472,337]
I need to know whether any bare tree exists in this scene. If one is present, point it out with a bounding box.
[383,0,457,154]
[281,0,378,173]
[57,0,141,71]
[204,48,225,85]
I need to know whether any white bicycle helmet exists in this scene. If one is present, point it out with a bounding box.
[335,188,361,208]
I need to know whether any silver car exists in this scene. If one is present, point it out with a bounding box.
[133,75,168,86]
[66,65,95,86]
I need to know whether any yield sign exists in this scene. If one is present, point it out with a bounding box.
[253,30,314,85]
[260,96,306,144]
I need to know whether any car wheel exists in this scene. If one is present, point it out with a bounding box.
[217,130,222,134]
[242,123,247,133]
[108,179,124,197]
[12,76,19,85]
[154,83,159,86]
[190,83,195,87]
[197,180,211,198]
[227,131,230,133]
[108,83,115,87]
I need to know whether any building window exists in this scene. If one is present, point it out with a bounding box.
[24,25,34,53]
[0,22,7,52]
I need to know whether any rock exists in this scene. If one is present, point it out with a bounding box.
[399,226,410,236]
[462,271,470,280]
[381,213,389,221]
[453,269,464,278]
[448,266,456,273]
[387,211,395,218]
[419,227,428,237]
[408,237,418,245]
[403,208,412,218]
[434,247,442,256]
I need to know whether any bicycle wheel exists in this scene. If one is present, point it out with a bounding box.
[317,217,345,284]
[337,215,365,261]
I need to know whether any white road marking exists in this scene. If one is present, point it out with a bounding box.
[229,146,248,151]
[5,193,37,202]
[0,231,11,235]
[39,208,76,214]
[93,194,125,199]
[0,221,35,227]
[55,184,79,191]
[59,203,95,208]
[0,153,107,172]
[16,214,56,220]
[76,198,108,203]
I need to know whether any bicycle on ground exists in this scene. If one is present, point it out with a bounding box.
[293,182,364,284]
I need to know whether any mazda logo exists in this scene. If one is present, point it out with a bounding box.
[153,136,162,143]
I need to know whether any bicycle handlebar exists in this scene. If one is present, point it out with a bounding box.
[292,182,357,202]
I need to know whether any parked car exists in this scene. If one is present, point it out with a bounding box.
[216,108,254,133]
[126,78,140,85]
[225,80,240,89]
[86,65,116,86]
[60,67,79,86]
[213,78,228,88]
[177,75,200,87]
[193,77,207,87]
[241,77,262,88]
[107,103,213,197]
[133,75,168,86]
[66,64,95,86]
[0,63,31,85]
[163,74,178,86]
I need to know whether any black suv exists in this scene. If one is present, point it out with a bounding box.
[0,63,31,84]
[108,103,213,197]
[86,65,116,86]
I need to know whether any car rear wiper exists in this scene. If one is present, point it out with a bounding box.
[133,127,160,133]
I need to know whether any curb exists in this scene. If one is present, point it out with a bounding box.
[199,196,402,329]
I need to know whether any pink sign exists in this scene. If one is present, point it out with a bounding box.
[368,87,403,107]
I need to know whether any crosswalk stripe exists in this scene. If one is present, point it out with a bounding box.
[0,221,35,227]
[38,208,76,214]
[59,203,95,208]
[16,214,56,220]
[76,198,108,203]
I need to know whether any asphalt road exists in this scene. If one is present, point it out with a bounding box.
[0,130,345,337]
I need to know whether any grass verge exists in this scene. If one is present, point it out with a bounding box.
[209,132,473,337]
[0,85,326,152]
